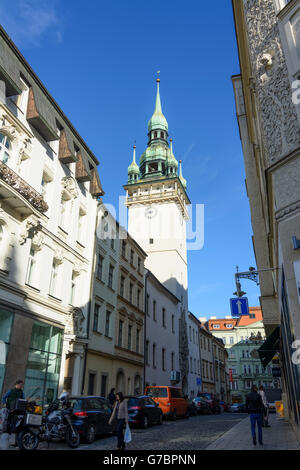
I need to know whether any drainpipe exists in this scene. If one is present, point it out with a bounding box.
[81,202,100,395]
[143,270,150,392]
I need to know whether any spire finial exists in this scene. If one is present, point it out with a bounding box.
[156,70,160,83]
[170,138,173,153]
[154,72,162,114]
[133,143,136,163]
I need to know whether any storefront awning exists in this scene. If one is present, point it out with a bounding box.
[258,326,280,368]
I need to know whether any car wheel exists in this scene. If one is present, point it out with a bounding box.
[142,415,149,429]
[84,423,96,444]
[157,413,163,425]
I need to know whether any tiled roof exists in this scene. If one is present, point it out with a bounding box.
[207,307,262,331]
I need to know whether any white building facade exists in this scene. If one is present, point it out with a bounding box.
[0,26,104,403]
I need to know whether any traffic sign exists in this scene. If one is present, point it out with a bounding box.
[230,297,249,317]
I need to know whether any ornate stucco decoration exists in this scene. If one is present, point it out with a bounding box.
[244,0,300,164]
[0,162,48,213]
[65,307,87,338]
[53,249,64,265]
[73,263,83,277]
[19,215,43,245]
[61,176,78,199]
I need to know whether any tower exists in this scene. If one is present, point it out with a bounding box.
[124,78,190,390]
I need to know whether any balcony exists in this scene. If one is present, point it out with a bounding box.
[0,161,48,215]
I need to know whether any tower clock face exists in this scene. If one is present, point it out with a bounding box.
[145,206,157,219]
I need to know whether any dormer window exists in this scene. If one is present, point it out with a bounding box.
[0,133,11,164]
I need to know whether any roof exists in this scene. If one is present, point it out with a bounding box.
[207,307,262,331]
[147,270,180,304]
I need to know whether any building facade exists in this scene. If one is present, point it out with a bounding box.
[232,0,300,434]
[145,270,180,389]
[199,323,215,395]
[124,79,190,394]
[187,312,202,397]
[0,26,104,403]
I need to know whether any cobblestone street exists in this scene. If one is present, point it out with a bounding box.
[36,413,245,451]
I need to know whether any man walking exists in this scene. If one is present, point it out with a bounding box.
[246,384,264,446]
[2,380,24,409]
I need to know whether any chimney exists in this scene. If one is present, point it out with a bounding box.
[199,317,207,323]
[210,316,217,320]
[225,316,232,319]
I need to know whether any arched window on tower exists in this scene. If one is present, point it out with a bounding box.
[160,132,164,139]
[154,131,157,139]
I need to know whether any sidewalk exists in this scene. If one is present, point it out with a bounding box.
[205,413,300,450]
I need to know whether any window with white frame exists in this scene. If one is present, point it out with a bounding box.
[26,248,37,286]
[70,271,76,305]
[0,133,11,164]
[49,260,59,297]
[105,310,111,337]
[77,207,86,244]
[213,324,220,329]
[58,195,70,230]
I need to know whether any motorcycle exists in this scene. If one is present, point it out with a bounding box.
[39,392,80,448]
[7,399,42,450]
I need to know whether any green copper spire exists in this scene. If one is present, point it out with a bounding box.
[128,145,139,184]
[148,78,168,133]
[179,160,187,189]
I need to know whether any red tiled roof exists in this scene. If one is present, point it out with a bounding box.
[237,307,262,326]
[207,307,262,331]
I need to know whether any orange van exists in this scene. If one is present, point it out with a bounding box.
[144,386,188,419]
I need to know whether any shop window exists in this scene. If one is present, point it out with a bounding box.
[0,309,14,396]
[24,321,63,406]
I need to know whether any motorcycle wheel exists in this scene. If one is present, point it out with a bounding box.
[65,426,80,448]
[17,430,39,451]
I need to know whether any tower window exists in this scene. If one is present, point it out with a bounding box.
[149,238,154,244]
[148,163,158,173]
[154,131,157,138]
[160,132,164,138]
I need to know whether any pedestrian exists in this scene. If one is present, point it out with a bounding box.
[108,392,129,450]
[246,384,264,446]
[258,385,270,427]
[108,388,116,406]
[2,380,24,410]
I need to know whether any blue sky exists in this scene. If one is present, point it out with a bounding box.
[0,0,260,317]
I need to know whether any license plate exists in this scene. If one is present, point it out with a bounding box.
[25,414,42,426]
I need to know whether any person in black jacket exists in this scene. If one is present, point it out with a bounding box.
[246,385,264,446]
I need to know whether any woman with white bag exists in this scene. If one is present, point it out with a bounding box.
[109,392,129,450]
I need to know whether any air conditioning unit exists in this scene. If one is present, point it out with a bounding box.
[170,371,180,382]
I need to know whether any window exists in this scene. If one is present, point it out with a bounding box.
[249,313,255,319]
[88,373,96,395]
[105,311,111,337]
[208,340,210,351]
[149,238,154,244]
[213,324,220,329]
[58,196,69,230]
[153,300,156,321]
[130,249,134,265]
[137,257,141,273]
[153,344,156,367]
[120,275,125,297]
[108,264,114,289]
[77,208,86,243]
[171,352,174,370]
[0,309,14,396]
[226,324,233,328]
[111,230,115,250]
[162,308,166,327]
[160,132,164,139]
[118,320,123,347]
[230,336,234,345]
[145,340,149,365]
[193,329,195,344]
[172,314,175,333]
[189,326,191,341]
[0,225,3,249]
[93,304,100,332]
[26,248,37,286]
[121,241,126,258]
[70,272,76,305]
[137,289,141,309]
[101,375,107,398]
[190,357,193,373]
[146,294,150,317]
[97,255,103,280]
[0,133,11,164]
[136,329,140,353]
[128,325,132,350]
[49,261,59,297]
[162,348,166,370]
[129,283,133,304]
[222,337,226,345]
[194,358,196,374]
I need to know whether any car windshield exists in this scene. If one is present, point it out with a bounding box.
[146,387,168,398]
[127,398,139,407]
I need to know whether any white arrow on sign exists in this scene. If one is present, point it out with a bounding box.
[236,300,242,315]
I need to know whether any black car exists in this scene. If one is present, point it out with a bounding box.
[192,397,212,414]
[70,396,116,443]
[126,395,163,429]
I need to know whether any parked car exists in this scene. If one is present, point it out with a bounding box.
[230,403,247,413]
[196,393,221,414]
[126,395,163,428]
[186,398,198,416]
[192,397,211,415]
[70,396,116,443]
[219,401,229,412]
[145,386,189,420]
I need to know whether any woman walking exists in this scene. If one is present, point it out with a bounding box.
[109,392,129,450]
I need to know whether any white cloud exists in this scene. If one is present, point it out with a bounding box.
[0,0,63,48]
